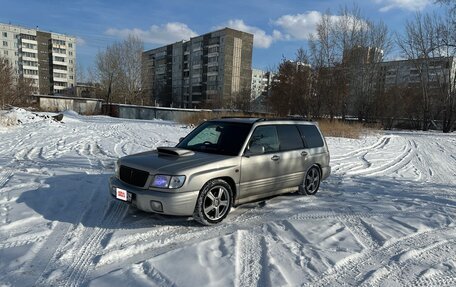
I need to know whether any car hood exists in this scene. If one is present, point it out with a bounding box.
[119,147,235,174]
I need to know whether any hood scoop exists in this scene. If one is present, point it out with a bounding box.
[157,147,195,157]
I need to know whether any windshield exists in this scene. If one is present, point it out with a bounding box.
[176,121,252,156]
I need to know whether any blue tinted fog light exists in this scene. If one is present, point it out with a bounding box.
[150,200,163,212]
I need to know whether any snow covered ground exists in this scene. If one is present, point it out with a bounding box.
[0,109,455,287]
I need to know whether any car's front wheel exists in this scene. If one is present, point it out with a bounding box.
[193,179,232,225]
[298,166,321,195]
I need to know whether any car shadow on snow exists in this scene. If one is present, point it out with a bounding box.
[16,172,456,230]
[16,173,200,229]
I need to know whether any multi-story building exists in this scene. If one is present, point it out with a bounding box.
[343,46,384,65]
[251,68,273,100]
[143,28,253,108]
[0,23,76,95]
[378,56,456,92]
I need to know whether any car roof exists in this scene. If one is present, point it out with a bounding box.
[209,117,317,125]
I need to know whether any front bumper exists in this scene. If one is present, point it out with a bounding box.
[109,176,199,216]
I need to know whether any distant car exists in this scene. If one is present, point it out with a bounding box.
[109,118,331,225]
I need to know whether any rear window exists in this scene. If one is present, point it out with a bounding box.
[277,125,304,151]
[298,125,324,148]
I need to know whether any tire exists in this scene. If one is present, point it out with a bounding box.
[193,179,233,225]
[298,166,321,195]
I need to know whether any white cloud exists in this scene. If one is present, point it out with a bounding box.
[216,19,281,48]
[274,11,322,40]
[273,11,368,40]
[106,22,198,45]
[373,0,431,12]
[76,37,86,46]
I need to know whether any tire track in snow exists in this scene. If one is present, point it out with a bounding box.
[306,226,456,287]
[363,239,456,286]
[0,232,49,249]
[235,230,264,287]
[346,139,416,177]
[337,214,382,250]
[412,272,456,287]
[0,168,14,224]
[33,200,127,287]
[62,201,127,287]
[331,136,391,161]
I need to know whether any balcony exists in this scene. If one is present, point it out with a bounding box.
[53,52,67,58]
[23,64,38,71]
[53,76,68,82]
[53,85,67,90]
[23,74,39,80]
[22,56,38,62]
[52,59,68,65]
[21,47,38,54]
[53,68,68,74]
[21,38,37,45]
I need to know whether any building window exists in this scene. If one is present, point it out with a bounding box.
[2,41,7,47]
[208,56,218,63]
[54,56,65,62]
[68,43,73,48]
[208,46,218,53]
[52,39,66,45]
[3,50,7,56]
[2,32,7,37]
[23,52,36,58]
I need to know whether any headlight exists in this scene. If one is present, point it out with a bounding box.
[151,175,186,189]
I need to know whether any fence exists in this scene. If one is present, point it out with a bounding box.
[34,95,104,115]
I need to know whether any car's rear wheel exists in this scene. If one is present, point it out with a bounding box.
[298,166,321,195]
[193,179,232,225]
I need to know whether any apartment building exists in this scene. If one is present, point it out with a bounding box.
[251,68,273,100]
[0,23,76,95]
[378,56,456,92]
[143,28,253,108]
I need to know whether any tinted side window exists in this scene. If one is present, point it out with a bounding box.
[248,126,279,153]
[277,125,304,151]
[298,125,324,148]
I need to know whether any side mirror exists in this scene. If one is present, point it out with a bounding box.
[245,145,265,156]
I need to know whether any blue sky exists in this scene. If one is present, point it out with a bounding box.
[0,0,447,72]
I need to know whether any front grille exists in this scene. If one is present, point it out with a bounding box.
[119,165,149,188]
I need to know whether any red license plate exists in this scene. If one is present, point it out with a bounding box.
[116,188,128,201]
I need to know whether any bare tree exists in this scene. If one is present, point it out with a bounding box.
[96,35,146,105]
[333,5,392,122]
[397,12,456,132]
[308,6,392,121]
[231,87,253,111]
[0,57,34,108]
[269,54,313,117]
[0,57,14,109]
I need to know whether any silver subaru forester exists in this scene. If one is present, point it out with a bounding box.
[109,118,331,225]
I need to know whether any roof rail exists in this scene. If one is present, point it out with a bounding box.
[256,117,312,122]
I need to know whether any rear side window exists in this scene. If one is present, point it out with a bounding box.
[277,125,304,151]
[298,125,324,148]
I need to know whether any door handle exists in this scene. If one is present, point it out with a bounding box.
[271,155,280,161]
[301,151,308,157]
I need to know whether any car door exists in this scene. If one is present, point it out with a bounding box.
[275,125,308,188]
[239,125,282,201]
